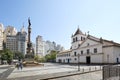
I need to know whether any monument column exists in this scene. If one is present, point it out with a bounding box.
[23,18,43,67]
[28,18,31,54]
[26,18,33,58]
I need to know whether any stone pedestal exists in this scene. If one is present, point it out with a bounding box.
[23,53,44,67]
[23,58,44,67]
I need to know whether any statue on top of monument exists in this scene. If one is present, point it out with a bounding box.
[28,17,31,26]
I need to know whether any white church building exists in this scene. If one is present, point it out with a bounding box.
[56,28,120,64]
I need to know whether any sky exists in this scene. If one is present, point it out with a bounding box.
[0,0,120,49]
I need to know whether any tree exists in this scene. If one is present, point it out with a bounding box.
[13,51,24,60]
[45,50,58,62]
[1,49,13,64]
[34,55,40,62]
[45,54,51,61]
[34,55,45,62]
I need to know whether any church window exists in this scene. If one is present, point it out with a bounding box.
[94,48,97,53]
[74,58,77,60]
[76,37,77,41]
[87,43,89,46]
[74,52,77,56]
[78,44,80,47]
[81,50,83,55]
[87,49,90,54]
[73,38,75,42]
[81,37,82,41]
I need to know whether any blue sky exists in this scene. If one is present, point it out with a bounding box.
[0,0,120,49]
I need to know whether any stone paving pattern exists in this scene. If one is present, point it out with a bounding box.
[50,71,102,80]
[0,63,103,80]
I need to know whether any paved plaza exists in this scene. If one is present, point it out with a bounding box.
[50,71,102,80]
[0,63,103,80]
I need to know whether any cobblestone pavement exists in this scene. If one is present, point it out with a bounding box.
[6,63,103,80]
[0,65,14,80]
[50,71,102,80]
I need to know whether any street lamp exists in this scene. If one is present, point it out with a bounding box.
[78,53,80,71]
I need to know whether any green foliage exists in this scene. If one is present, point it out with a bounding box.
[34,55,45,62]
[34,55,39,61]
[45,50,58,62]
[13,51,24,60]
[34,50,58,63]
[0,49,25,64]
[39,57,46,62]
[1,49,13,64]
[45,54,51,61]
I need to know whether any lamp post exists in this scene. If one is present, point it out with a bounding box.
[78,53,80,71]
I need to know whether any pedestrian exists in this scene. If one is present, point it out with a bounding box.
[19,60,23,70]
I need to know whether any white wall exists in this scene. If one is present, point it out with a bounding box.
[56,51,71,63]
[103,47,114,63]
[91,55,103,63]
[113,46,120,63]
[80,56,86,63]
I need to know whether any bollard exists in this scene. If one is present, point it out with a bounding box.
[83,68,84,72]
[95,66,96,70]
[89,67,91,71]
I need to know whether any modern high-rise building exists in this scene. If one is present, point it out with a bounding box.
[36,35,44,56]
[0,23,4,50]
[6,26,27,55]
[6,35,18,52]
[16,27,27,55]
[44,40,64,55]
[36,35,64,56]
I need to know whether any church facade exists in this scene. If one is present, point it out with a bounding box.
[56,28,120,64]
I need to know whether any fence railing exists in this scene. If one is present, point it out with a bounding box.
[103,65,120,80]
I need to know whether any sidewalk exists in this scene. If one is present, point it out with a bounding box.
[50,71,102,80]
[7,65,102,80]
[0,65,13,74]
[7,70,102,80]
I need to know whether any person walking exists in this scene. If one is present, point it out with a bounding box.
[19,60,23,70]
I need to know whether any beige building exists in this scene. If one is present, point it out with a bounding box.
[36,35,44,56]
[0,23,4,50]
[6,26,27,55]
[56,28,120,64]
[4,26,17,43]
[5,26,17,52]
[16,27,27,55]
